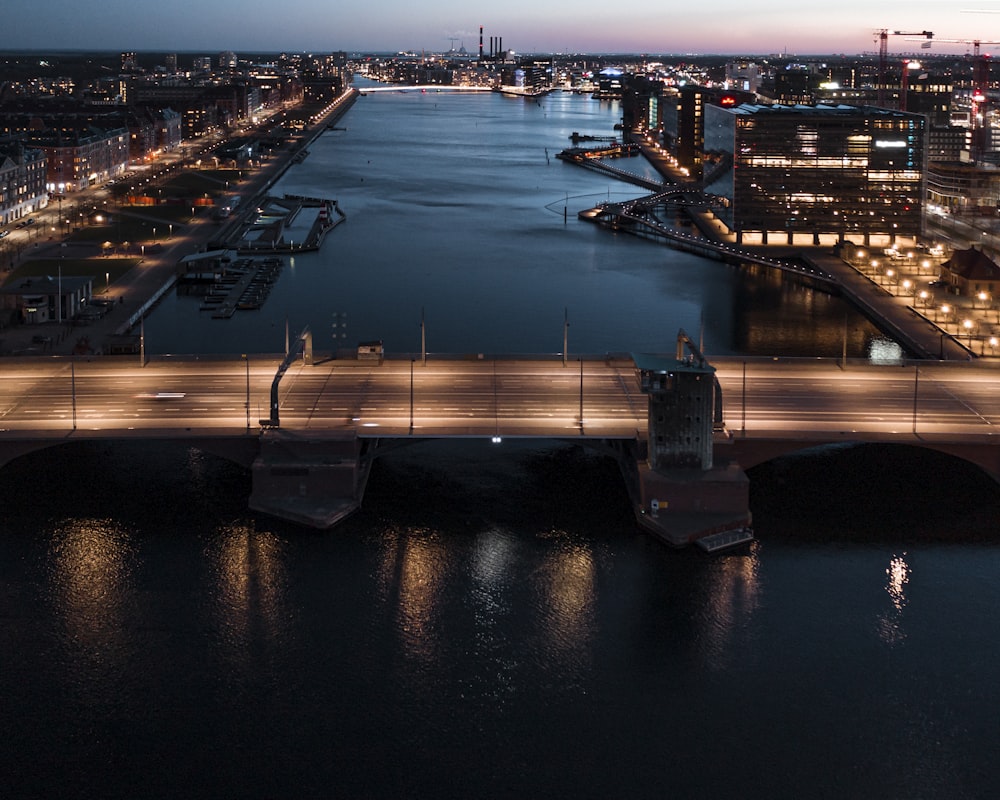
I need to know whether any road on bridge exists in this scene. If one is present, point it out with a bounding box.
[2,356,1000,444]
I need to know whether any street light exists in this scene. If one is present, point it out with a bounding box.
[243,354,250,430]
[963,318,975,346]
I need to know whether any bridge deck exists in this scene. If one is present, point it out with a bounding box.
[2,354,1000,444]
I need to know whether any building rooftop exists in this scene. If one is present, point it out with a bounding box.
[943,247,1000,281]
[729,103,918,118]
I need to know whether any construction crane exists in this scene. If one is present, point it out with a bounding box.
[924,37,1000,92]
[923,37,1000,161]
[874,29,934,108]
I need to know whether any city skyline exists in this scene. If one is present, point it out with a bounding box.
[6,1,1000,57]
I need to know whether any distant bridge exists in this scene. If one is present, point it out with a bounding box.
[358,85,493,94]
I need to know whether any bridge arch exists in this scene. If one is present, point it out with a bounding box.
[0,436,261,474]
[724,437,1000,486]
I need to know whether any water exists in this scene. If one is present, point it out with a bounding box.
[145,86,889,360]
[4,87,999,798]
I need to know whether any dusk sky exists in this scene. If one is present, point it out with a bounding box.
[7,1,1000,56]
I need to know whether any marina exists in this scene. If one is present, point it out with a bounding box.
[178,254,284,317]
[210,193,345,254]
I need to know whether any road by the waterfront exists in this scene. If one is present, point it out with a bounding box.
[0,90,358,357]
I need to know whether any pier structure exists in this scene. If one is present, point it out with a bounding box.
[213,194,345,254]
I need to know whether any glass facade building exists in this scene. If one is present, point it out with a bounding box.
[703,104,926,245]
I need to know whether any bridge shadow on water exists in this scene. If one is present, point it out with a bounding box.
[4,438,999,546]
[748,442,1000,543]
[355,439,636,537]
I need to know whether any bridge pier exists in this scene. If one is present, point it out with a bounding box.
[249,430,374,528]
[634,459,750,547]
[629,335,752,547]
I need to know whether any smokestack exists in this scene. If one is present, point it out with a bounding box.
[479,26,483,60]
[490,37,494,58]
[499,38,503,58]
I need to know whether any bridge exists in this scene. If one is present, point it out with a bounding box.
[557,145,840,288]
[2,345,999,546]
[358,85,493,94]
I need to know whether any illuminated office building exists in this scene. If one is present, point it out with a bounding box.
[703,104,926,245]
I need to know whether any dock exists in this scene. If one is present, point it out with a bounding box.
[695,527,755,553]
[175,255,283,318]
[211,194,345,254]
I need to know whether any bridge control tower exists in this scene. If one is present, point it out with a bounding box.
[630,331,750,547]
[636,352,715,471]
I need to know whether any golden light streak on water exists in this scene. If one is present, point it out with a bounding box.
[698,543,762,670]
[210,523,290,658]
[47,518,135,655]
[382,528,450,662]
[535,533,597,663]
[878,552,910,645]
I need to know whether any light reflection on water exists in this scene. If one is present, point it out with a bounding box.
[533,531,598,675]
[207,523,291,660]
[1,438,998,797]
[879,551,910,645]
[697,541,762,671]
[47,518,136,661]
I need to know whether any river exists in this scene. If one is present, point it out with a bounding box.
[3,85,999,798]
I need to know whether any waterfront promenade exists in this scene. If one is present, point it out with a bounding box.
[620,135,993,362]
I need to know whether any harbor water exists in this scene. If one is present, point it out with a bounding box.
[4,86,999,798]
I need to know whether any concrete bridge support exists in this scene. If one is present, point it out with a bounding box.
[249,430,374,528]
[629,333,752,546]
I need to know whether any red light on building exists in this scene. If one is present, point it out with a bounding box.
[719,95,738,107]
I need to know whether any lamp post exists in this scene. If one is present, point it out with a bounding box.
[70,358,77,431]
[243,354,250,431]
[741,360,747,435]
[409,359,414,434]
[963,318,975,347]
[563,308,569,367]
